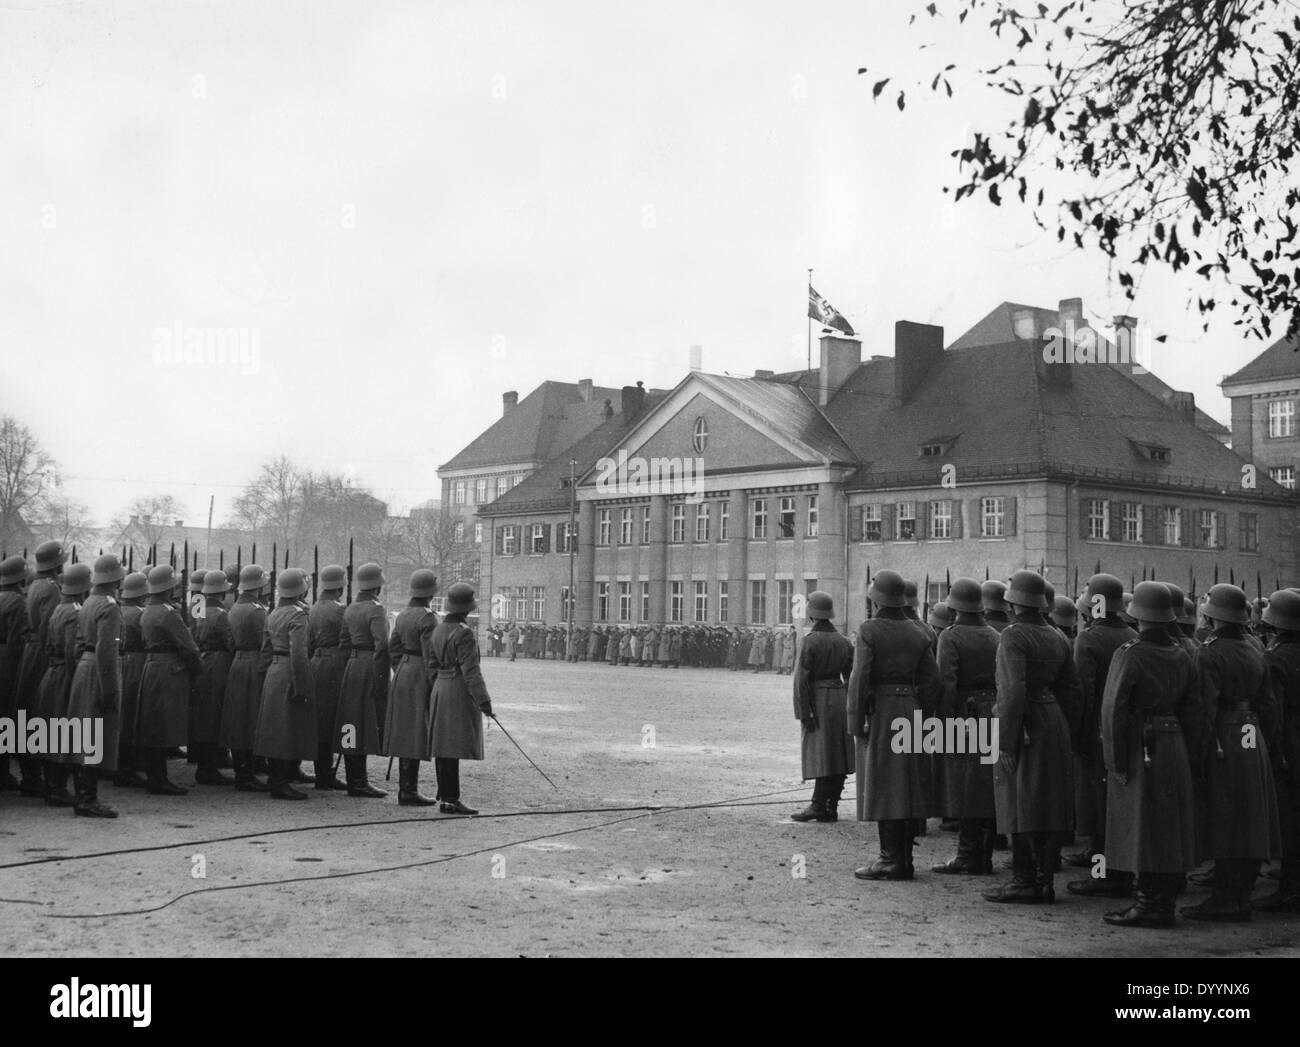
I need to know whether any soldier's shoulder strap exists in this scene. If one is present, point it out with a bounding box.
[1117,638,1139,653]
[1202,635,1217,646]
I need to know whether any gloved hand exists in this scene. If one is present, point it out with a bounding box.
[482,701,493,718]
[801,714,817,730]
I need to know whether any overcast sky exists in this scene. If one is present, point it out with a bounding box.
[0,0,1273,526]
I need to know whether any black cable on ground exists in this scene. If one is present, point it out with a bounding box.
[0,783,846,917]
[0,783,830,871]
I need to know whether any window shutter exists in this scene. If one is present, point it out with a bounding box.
[1216,510,1228,549]
[849,506,863,542]
[1079,497,1090,538]
[1106,501,1119,541]
[1179,507,1191,548]
[1004,496,1017,536]
[1190,510,1203,548]
[542,525,551,554]
[920,500,931,539]
[951,499,963,538]
[1142,505,1156,546]
[494,526,504,555]
[571,522,578,552]
[881,504,894,541]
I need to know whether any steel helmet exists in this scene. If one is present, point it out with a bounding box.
[1128,581,1175,624]
[60,563,92,596]
[868,570,907,608]
[91,554,125,586]
[805,590,834,620]
[120,572,149,600]
[1006,570,1049,611]
[277,568,308,600]
[409,569,438,598]
[946,578,983,615]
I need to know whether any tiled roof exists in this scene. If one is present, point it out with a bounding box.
[1221,332,1300,386]
[694,373,858,464]
[440,381,627,472]
[478,393,669,515]
[825,339,1282,497]
[948,301,1228,436]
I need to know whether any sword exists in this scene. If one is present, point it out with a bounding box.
[489,712,559,790]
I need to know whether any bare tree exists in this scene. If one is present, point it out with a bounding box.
[110,494,185,562]
[871,0,1300,338]
[0,415,58,553]
[31,494,98,551]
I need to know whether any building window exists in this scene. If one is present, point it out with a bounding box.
[980,497,1005,538]
[473,521,483,544]
[692,416,708,454]
[475,478,488,503]
[597,582,609,622]
[598,509,611,545]
[502,525,517,555]
[777,580,794,625]
[620,508,633,545]
[514,586,527,620]
[929,500,951,539]
[530,523,546,554]
[1240,513,1259,553]
[560,521,576,553]
[807,495,819,537]
[454,481,467,505]
[1148,446,1170,463]
[641,505,652,544]
[862,504,882,542]
[778,496,796,538]
[640,581,650,621]
[670,581,684,622]
[694,580,708,622]
[454,520,465,543]
[719,501,730,540]
[1268,399,1296,438]
[1120,502,1142,543]
[751,499,767,539]
[719,581,729,623]
[920,443,944,458]
[1198,509,1218,548]
[496,476,509,498]
[671,503,686,543]
[695,502,711,542]
[896,502,916,540]
[1087,499,1109,540]
[750,580,767,624]
[530,586,545,620]
[618,582,631,621]
[512,474,523,488]
[1269,465,1296,490]
[1162,506,1180,546]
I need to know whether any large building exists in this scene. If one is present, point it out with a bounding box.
[1221,332,1300,492]
[471,296,1298,635]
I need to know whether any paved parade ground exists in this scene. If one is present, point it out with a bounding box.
[2,658,1297,958]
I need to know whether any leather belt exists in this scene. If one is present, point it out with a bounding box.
[436,668,461,679]
[872,683,917,696]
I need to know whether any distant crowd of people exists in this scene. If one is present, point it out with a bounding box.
[481,623,799,672]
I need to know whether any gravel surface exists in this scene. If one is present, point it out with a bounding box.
[2,659,1297,956]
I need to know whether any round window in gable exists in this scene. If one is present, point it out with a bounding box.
[692,416,708,454]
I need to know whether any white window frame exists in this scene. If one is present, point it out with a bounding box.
[475,478,487,503]
[618,582,631,621]
[1087,499,1108,541]
[695,502,710,542]
[530,523,545,554]
[454,481,466,505]
[597,582,609,622]
[896,501,916,540]
[454,520,465,543]
[670,503,686,543]
[620,508,633,545]
[640,581,650,621]
[1199,509,1218,548]
[778,496,796,538]
[929,500,951,539]
[531,586,545,620]
[514,586,527,620]
[496,476,509,498]
[1121,502,1142,543]
[981,497,1006,539]
[751,499,767,539]
[598,508,611,545]
[1269,465,1296,490]
[862,504,882,542]
[777,579,793,625]
[720,501,730,540]
[474,521,483,544]
[1162,506,1180,546]
[718,580,729,623]
[670,581,683,622]
[694,580,708,622]
[502,525,517,555]
[1268,399,1296,438]
[750,579,767,623]
[807,494,819,538]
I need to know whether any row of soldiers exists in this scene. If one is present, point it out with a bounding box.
[0,542,494,818]
[790,570,1298,926]
[484,623,799,672]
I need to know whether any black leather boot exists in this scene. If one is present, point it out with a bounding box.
[855,821,910,880]
[984,834,1041,903]
[1254,857,1300,912]
[790,798,825,822]
[268,759,307,801]
[145,748,187,795]
[73,767,118,818]
[345,754,386,798]
[44,762,75,807]
[933,821,978,874]
[1182,861,1252,922]
[398,759,437,806]
[112,745,148,788]
[233,749,268,792]
[1104,877,1173,928]
[975,821,997,874]
[18,757,45,797]
[194,742,234,785]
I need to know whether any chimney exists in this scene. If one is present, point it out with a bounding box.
[893,321,945,403]
[174,520,183,528]
[1011,308,1039,341]
[1058,297,1084,334]
[620,381,646,422]
[601,398,614,422]
[818,333,862,407]
[1170,390,1196,422]
[502,390,518,415]
[129,514,139,527]
[753,369,775,379]
[1034,330,1074,387]
[1112,314,1138,364]
[577,378,594,402]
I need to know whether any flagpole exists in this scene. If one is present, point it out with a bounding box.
[806,267,813,376]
